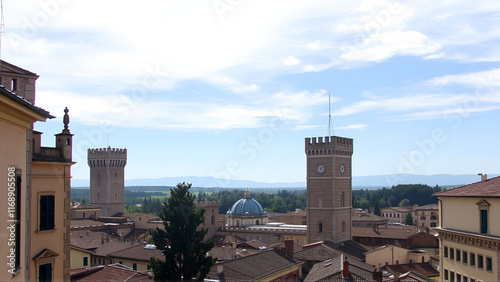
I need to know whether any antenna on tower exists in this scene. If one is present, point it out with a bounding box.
[328,92,334,137]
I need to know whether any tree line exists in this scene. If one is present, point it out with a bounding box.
[353,184,441,210]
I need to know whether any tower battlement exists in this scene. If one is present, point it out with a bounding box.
[305,136,353,156]
[88,147,127,168]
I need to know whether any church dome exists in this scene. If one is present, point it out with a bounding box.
[227,188,267,216]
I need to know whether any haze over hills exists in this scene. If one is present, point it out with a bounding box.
[71,173,498,189]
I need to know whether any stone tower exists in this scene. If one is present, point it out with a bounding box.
[305,136,353,243]
[88,147,127,217]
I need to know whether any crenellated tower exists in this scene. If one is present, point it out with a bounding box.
[88,147,127,217]
[305,136,353,243]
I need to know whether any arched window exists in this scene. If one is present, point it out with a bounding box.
[256,220,260,225]
[211,215,214,225]
[342,220,346,232]
[319,222,323,233]
[236,220,240,227]
[66,138,70,145]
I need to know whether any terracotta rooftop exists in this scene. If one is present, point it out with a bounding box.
[108,243,164,262]
[70,230,122,250]
[352,210,388,222]
[205,249,302,281]
[413,203,438,210]
[236,239,268,250]
[294,240,368,262]
[0,85,53,118]
[352,225,419,240]
[71,202,102,210]
[380,206,414,213]
[71,264,152,281]
[384,262,439,278]
[433,176,500,197]
[304,254,374,282]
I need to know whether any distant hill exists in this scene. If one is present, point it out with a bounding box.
[71,173,498,189]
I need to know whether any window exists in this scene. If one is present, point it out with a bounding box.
[470,253,475,267]
[486,257,492,271]
[319,223,323,233]
[430,222,437,227]
[133,263,137,270]
[450,248,455,260]
[147,265,151,270]
[38,263,52,282]
[444,246,448,258]
[480,210,488,234]
[40,195,55,230]
[457,273,461,282]
[421,215,426,220]
[478,255,483,269]
[444,269,449,281]
[11,78,17,91]
[463,251,468,264]
[450,271,455,282]
[456,249,461,262]
[463,276,468,282]
[83,257,88,266]
[342,220,346,232]
[470,279,476,282]
[477,200,490,234]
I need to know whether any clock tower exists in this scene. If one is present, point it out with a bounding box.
[305,136,353,243]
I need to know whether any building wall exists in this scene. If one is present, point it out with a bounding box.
[70,248,91,269]
[440,197,500,235]
[196,202,221,240]
[71,209,100,219]
[438,196,500,281]
[441,237,498,282]
[306,136,353,244]
[414,208,438,228]
[88,148,127,217]
[31,161,72,281]
[0,107,30,281]
[366,246,410,267]
[108,257,151,272]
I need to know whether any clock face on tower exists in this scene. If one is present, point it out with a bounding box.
[317,164,326,174]
[340,164,345,174]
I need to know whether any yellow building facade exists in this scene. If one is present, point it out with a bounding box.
[434,177,500,282]
[0,60,73,281]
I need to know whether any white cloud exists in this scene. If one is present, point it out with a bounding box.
[426,68,500,88]
[36,89,329,131]
[334,124,368,130]
[333,92,500,120]
[340,30,441,63]
[283,55,301,66]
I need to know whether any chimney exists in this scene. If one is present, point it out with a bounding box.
[372,266,383,282]
[478,173,487,181]
[284,240,294,257]
[216,264,223,275]
[342,255,350,279]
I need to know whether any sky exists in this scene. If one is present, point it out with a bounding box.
[3,1,500,186]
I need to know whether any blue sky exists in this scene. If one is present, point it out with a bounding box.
[4,1,500,185]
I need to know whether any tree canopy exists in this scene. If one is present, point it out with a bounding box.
[149,182,216,281]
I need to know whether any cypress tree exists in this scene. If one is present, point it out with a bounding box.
[149,182,216,281]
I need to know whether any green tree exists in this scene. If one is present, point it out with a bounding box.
[399,198,411,207]
[374,199,381,216]
[149,182,216,281]
[405,212,414,225]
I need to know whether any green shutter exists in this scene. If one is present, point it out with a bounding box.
[480,210,488,234]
